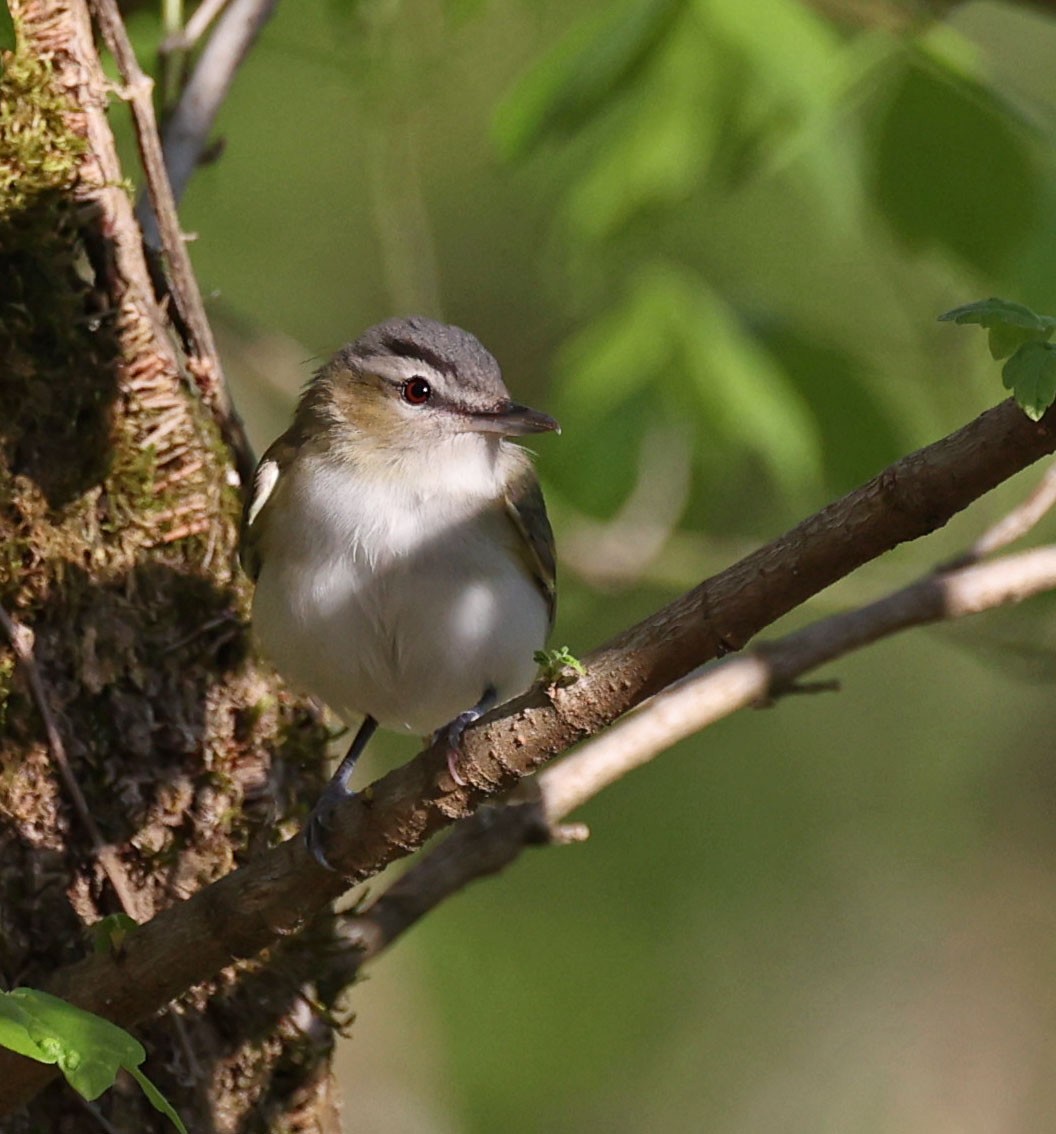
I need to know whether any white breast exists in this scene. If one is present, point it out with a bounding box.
[251,442,548,735]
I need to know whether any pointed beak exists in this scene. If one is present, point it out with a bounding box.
[465,401,561,437]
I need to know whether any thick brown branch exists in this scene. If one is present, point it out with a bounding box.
[330,543,1056,974]
[1,397,1054,1110]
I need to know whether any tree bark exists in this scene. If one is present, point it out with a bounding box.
[0,3,339,1130]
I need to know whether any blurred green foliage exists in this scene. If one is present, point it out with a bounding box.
[486,0,1053,528]
[103,0,1056,1129]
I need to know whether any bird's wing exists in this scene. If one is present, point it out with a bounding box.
[239,434,297,582]
[503,452,557,630]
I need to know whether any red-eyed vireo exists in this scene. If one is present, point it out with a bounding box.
[240,317,558,868]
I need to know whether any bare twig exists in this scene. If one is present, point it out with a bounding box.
[88,0,257,489]
[145,0,278,214]
[332,801,555,969]
[953,459,1056,566]
[160,0,231,56]
[543,543,1056,818]
[0,605,141,921]
[330,541,1056,977]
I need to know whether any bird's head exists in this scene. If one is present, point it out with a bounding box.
[299,317,559,461]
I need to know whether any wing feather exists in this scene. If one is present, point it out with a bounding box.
[503,452,556,629]
[239,436,297,581]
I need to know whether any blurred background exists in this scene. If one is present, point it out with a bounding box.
[118,1,1056,1129]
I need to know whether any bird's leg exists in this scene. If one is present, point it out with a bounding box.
[304,714,378,870]
[439,685,497,787]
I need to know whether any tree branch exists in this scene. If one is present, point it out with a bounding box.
[328,540,1056,978]
[146,0,278,216]
[88,0,257,488]
[951,457,1056,566]
[1,396,1055,1110]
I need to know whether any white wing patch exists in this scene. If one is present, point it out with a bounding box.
[247,458,280,527]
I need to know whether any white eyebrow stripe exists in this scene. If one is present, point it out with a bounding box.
[376,356,446,383]
[247,459,280,527]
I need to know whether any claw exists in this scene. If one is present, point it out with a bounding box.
[445,721,470,787]
[440,686,497,787]
[303,715,377,871]
[304,782,348,871]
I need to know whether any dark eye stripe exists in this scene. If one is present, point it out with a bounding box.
[381,335,457,376]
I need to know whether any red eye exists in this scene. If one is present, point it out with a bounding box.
[402,377,431,406]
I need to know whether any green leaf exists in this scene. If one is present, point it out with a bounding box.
[0,989,188,1131]
[653,266,824,502]
[938,296,1053,332]
[129,1066,190,1134]
[939,297,1056,359]
[1002,341,1056,421]
[564,73,713,242]
[553,0,843,243]
[0,996,55,1063]
[761,327,907,490]
[554,265,823,511]
[0,4,16,54]
[535,646,586,684]
[869,53,1043,276]
[987,322,1050,362]
[90,912,139,955]
[1,988,145,1100]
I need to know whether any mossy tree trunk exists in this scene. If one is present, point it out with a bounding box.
[0,3,342,1130]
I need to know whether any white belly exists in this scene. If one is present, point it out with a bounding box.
[251,458,548,735]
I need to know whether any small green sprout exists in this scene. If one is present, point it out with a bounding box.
[535,646,587,685]
[90,913,138,956]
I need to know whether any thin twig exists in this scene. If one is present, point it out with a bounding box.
[144,0,278,216]
[0,605,140,920]
[330,542,1056,976]
[88,0,257,490]
[952,459,1056,566]
[546,543,1056,817]
[160,0,230,56]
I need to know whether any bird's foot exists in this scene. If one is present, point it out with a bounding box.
[303,715,378,872]
[304,780,353,871]
[439,686,497,787]
[442,712,475,787]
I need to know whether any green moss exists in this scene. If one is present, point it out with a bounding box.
[0,649,16,730]
[0,44,250,606]
[0,51,84,219]
[100,431,161,530]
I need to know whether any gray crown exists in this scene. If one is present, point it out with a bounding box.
[342,316,508,403]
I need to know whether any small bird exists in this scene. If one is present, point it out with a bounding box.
[240,317,558,868]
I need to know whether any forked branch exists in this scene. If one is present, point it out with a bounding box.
[335,539,1056,975]
[1,396,1054,1111]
